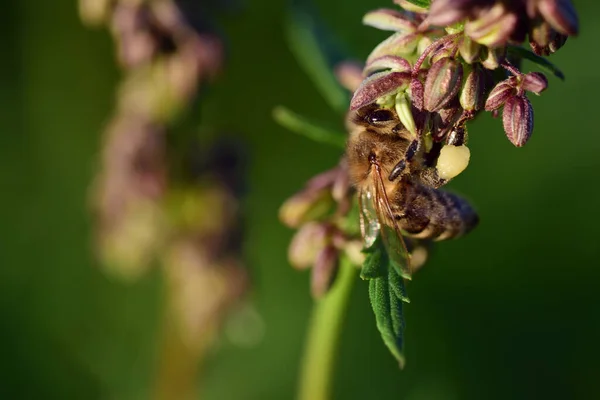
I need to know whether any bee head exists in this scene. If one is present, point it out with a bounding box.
[366,108,394,124]
[346,104,407,138]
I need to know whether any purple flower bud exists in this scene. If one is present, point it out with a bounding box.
[311,246,340,299]
[331,169,350,205]
[465,4,518,48]
[364,56,412,76]
[529,40,546,56]
[279,188,333,228]
[537,0,579,36]
[424,57,463,112]
[363,8,416,32]
[481,47,500,70]
[502,95,534,147]
[549,33,568,53]
[522,72,548,95]
[530,18,553,49]
[485,79,516,111]
[305,168,339,191]
[366,32,419,64]
[430,45,454,65]
[529,19,568,56]
[460,65,486,111]
[334,61,364,92]
[459,36,482,64]
[410,78,424,110]
[350,70,410,110]
[427,0,472,27]
[343,240,366,266]
[288,222,328,270]
[80,0,111,26]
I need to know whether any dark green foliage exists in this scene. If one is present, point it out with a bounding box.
[272,106,346,149]
[274,7,350,148]
[285,7,349,113]
[360,241,384,279]
[507,46,565,80]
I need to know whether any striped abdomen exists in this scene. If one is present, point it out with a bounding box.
[392,182,478,241]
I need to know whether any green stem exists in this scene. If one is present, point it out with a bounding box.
[272,106,346,149]
[297,258,357,400]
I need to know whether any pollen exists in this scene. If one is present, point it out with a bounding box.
[436,145,471,180]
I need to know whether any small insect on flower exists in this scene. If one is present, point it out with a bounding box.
[346,105,479,278]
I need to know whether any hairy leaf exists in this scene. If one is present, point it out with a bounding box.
[361,244,384,279]
[350,71,410,110]
[363,237,409,367]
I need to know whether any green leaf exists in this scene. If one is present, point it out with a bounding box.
[369,268,407,368]
[401,0,431,8]
[285,7,350,113]
[272,106,346,149]
[361,246,384,279]
[506,46,565,80]
[364,237,409,367]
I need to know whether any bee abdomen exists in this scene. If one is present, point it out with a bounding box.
[395,185,478,241]
[431,189,478,240]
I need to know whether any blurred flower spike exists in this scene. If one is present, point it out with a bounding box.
[81,0,251,376]
[82,0,228,278]
[350,0,578,148]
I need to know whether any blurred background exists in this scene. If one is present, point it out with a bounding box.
[1,0,599,399]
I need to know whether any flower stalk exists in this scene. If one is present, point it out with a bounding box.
[297,258,357,400]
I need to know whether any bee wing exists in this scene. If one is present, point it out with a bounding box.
[358,188,381,249]
[371,163,413,279]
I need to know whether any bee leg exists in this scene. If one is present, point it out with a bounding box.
[405,139,419,161]
[446,126,466,146]
[388,160,406,181]
[388,139,419,181]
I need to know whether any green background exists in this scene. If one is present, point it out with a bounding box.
[1,0,599,399]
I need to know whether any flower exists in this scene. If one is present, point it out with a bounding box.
[351,0,570,147]
[279,161,360,299]
[503,95,534,147]
[427,0,578,48]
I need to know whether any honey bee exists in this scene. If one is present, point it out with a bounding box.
[346,104,479,278]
